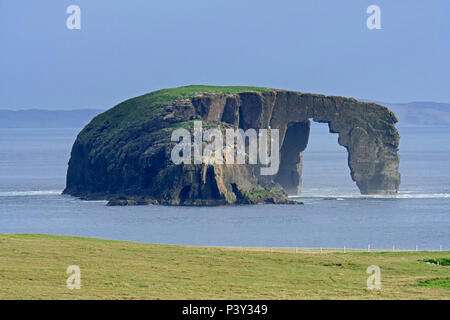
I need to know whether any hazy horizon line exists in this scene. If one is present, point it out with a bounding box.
[1,99,450,112]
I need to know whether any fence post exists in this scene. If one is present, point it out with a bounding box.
[368,244,370,252]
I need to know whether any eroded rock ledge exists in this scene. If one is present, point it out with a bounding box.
[63,86,400,206]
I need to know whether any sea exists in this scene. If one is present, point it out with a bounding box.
[0,123,449,250]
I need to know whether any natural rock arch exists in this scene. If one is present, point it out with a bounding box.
[200,90,401,195]
[64,86,400,205]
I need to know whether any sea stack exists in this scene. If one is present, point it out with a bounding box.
[63,85,400,205]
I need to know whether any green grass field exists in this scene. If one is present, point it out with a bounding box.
[0,233,448,299]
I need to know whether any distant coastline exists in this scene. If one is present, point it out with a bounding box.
[360,100,450,126]
[1,100,449,128]
[0,109,104,128]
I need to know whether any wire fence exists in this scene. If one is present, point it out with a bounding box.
[212,245,447,254]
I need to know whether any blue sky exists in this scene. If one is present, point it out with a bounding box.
[1,0,449,110]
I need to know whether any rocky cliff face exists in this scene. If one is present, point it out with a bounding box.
[64,86,400,205]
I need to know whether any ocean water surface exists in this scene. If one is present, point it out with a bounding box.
[0,124,449,250]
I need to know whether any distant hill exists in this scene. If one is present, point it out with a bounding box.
[0,109,104,128]
[360,101,450,126]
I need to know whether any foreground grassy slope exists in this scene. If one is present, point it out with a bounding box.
[0,234,448,299]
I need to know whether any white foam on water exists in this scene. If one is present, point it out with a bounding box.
[290,193,450,200]
[0,190,62,197]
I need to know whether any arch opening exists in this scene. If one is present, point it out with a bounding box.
[300,121,359,196]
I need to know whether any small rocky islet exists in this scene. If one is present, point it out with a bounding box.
[63,85,400,206]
